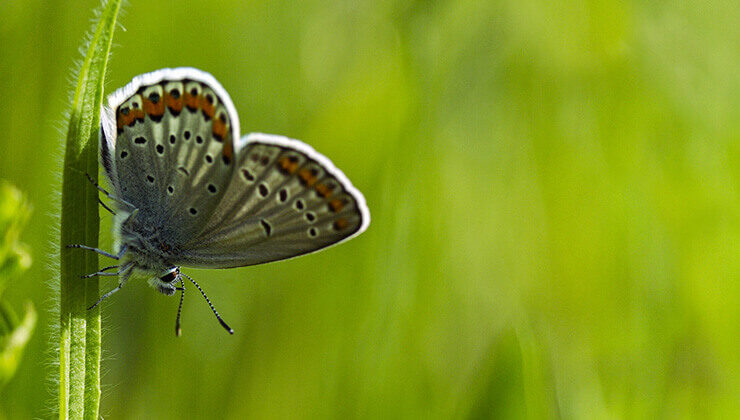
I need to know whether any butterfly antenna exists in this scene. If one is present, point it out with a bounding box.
[175,277,185,337]
[181,273,234,335]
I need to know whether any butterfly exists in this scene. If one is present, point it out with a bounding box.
[69,68,370,335]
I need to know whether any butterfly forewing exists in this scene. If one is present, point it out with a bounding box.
[175,134,369,268]
[101,68,239,245]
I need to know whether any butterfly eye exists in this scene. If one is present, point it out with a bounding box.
[159,267,179,283]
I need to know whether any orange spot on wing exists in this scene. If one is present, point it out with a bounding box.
[328,198,345,213]
[128,108,145,126]
[117,106,135,129]
[298,168,317,187]
[222,140,233,163]
[278,156,299,174]
[184,91,199,110]
[333,218,348,230]
[212,118,228,141]
[165,91,183,113]
[142,96,165,118]
[315,183,333,198]
[200,95,215,119]
[116,112,128,129]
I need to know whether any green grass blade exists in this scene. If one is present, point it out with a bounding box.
[58,0,122,419]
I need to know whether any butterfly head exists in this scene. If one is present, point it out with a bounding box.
[152,266,180,296]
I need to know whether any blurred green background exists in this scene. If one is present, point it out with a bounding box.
[1,0,738,418]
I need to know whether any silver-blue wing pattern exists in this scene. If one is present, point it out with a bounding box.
[100,68,239,246]
[173,133,370,268]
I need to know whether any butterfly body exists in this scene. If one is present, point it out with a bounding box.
[116,214,175,270]
[71,67,369,333]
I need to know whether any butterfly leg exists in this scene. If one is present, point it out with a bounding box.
[80,264,120,279]
[85,173,136,211]
[97,197,116,216]
[67,244,128,260]
[87,261,135,310]
[87,173,120,215]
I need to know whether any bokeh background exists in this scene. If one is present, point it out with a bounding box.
[1,0,738,418]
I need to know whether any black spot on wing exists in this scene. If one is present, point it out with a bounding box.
[260,219,272,236]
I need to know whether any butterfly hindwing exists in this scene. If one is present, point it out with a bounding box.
[100,68,240,245]
[174,133,370,268]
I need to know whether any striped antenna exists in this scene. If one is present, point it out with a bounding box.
[175,277,185,336]
[181,273,234,334]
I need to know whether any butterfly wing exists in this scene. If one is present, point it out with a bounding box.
[100,68,240,245]
[171,133,370,268]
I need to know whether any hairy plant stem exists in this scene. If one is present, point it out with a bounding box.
[58,1,122,418]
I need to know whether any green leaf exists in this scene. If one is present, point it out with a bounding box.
[0,182,36,389]
[0,302,36,386]
[0,181,32,290]
[58,0,122,419]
